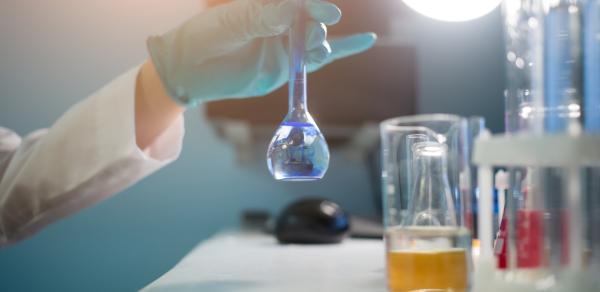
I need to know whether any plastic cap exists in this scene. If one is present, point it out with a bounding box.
[494,170,508,190]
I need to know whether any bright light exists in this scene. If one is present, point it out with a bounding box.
[403,0,502,22]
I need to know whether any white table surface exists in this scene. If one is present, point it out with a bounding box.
[141,231,386,292]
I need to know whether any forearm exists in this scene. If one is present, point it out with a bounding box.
[1,66,184,245]
[135,60,186,150]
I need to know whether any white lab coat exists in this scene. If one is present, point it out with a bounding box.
[0,66,184,247]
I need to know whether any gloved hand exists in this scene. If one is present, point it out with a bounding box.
[147,0,377,106]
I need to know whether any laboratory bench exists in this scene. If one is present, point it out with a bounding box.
[141,231,386,292]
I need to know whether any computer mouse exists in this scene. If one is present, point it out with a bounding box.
[275,198,350,244]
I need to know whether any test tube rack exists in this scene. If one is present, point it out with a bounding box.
[471,131,600,292]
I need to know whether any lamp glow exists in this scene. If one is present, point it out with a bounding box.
[403,0,501,22]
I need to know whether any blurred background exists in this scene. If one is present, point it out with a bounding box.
[0,0,504,291]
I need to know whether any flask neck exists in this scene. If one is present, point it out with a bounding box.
[288,0,308,118]
[289,78,307,115]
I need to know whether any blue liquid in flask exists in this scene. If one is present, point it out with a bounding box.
[266,0,330,181]
[267,121,329,181]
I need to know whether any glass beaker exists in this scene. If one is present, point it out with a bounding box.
[381,114,476,292]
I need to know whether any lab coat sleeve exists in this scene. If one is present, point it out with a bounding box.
[0,66,184,247]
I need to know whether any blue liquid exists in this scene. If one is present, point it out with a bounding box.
[266,121,329,181]
[544,3,582,133]
[585,2,600,133]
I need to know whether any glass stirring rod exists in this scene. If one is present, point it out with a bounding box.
[266,0,330,181]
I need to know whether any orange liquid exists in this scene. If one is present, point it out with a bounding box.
[387,249,468,292]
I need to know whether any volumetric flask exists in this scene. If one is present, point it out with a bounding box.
[266,0,329,181]
[381,114,474,292]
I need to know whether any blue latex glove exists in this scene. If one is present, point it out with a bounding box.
[147,0,377,106]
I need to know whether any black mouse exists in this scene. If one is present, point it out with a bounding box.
[275,198,350,244]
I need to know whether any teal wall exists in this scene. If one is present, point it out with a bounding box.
[412,8,505,131]
[0,1,504,291]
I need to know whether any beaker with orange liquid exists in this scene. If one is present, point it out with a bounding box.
[380,115,478,292]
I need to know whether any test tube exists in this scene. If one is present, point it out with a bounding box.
[584,0,600,275]
[584,1,600,132]
[544,0,583,133]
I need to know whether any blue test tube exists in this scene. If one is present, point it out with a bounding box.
[544,1,583,133]
[584,1,600,133]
